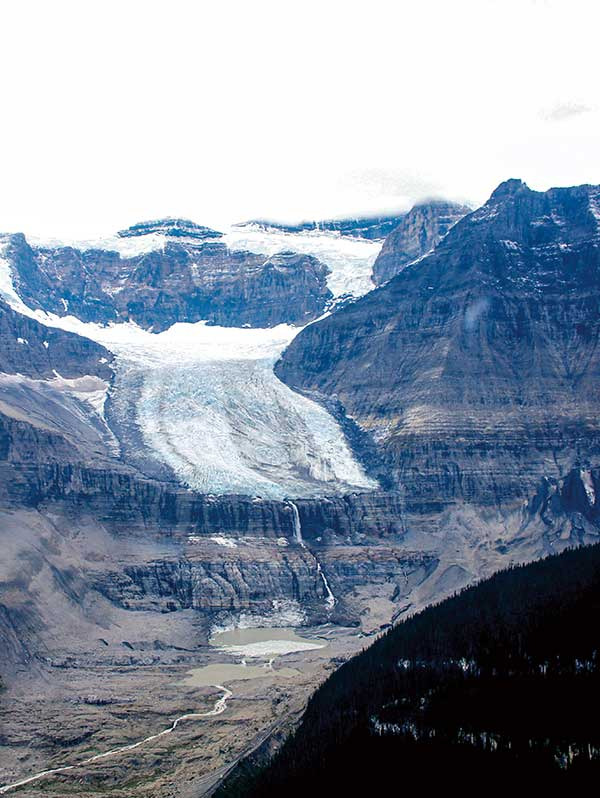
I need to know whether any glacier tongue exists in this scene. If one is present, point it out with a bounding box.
[0,309,377,498]
[120,342,377,498]
[100,322,379,497]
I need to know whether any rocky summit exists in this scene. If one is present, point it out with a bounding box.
[117,218,223,240]
[0,185,599,797]
[371,199,470,284]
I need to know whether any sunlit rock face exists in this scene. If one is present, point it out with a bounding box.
[276,181,600,511]
[371,200,470,285]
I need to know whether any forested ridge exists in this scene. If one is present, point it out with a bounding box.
[216,543,600,796]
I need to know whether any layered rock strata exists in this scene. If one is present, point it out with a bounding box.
[277,181,600,511]
[1,227,332,330]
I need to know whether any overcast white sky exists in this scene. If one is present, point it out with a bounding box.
[0,0,599,237]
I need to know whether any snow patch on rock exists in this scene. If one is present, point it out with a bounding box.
[209,536,238,548]
[580,469,596,506]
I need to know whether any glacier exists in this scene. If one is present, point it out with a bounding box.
[104,321,378,497]
[0,229,380,499]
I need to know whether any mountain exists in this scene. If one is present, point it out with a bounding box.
[237,213,409,240]
[1,186,600,796]
[371,199,470,284]
[276,180,600,513]
[216,542,600,796]
[0,222,332,331]
[0,298,119,484]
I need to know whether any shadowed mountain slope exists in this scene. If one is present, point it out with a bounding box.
[276,180,600,511]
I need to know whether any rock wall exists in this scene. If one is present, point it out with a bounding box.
[3,230,332,330]
[0,460,405,541]
[0,299,113,380]
[276,181,600,510]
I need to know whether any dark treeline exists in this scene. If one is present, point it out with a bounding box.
[216,543,600,796]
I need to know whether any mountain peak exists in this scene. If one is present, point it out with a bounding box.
[371,199,470,284]
[117,218,222,240]
[489,178,529,201]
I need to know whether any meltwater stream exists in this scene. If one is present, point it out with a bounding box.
[0,687,233,795]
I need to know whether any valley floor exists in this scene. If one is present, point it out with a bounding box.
[0,625,363,797]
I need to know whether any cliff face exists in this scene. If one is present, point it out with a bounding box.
[1,463,597,674]
[371,200,470,285]
[1,225,332,331]
[0,299,113,380]
[0,458,400,540]
[276,181,600,511]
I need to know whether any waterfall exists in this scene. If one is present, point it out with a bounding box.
[316,560,336,609]
[287,501,336,610]
[288,500,305,547]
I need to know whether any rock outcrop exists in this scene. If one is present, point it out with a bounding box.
[276,180,600,511]
[239,213,409,240]
[371,200,470,284]
[117,218,221,240]
[0,299,113,380]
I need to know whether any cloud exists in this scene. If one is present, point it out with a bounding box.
[464,298,490,332]
[540,102,594,122]
[1,2,600,235]
[334,169,447,215]
[337,168,442,200]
